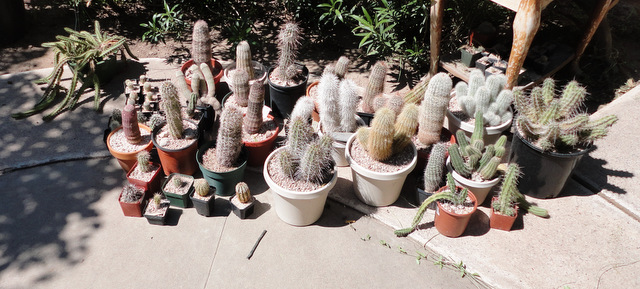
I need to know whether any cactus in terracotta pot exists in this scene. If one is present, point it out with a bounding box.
[136,151,152,173]
[216,105,244,167]
[122,103,142,144]
[235,182,252,203]
[192,20,212,72]
[418,72,453,145]
[161,81,183,139]
[244,82,265,134]
[232,69,250,107]
[120,183,144,203]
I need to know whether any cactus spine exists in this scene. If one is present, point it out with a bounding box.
[236,41,254,79]
[120,183,144,203]
[318,70,341,133]
[122,103,142,144]
[277,22,302,84]
[136,151,152,173]
[418,72,453,145]
[192,20,212,72]
[235,182,252,203]
[216,105,244,167]
[244,81,265,134]
[194,178,211,197]
[362,61,386,113]
[161,81,183,139]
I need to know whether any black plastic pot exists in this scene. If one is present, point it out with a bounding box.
[267,65,309,119]
[190,191,216,217]
[356,112,374,126]
[460,45,483,68]
[509,129,592,199]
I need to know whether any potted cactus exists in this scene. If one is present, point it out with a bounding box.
[197,105,248,196]
[152,81,200,176]
[144,193,170,225]
[345,105,419,207]
[356,61,387,125]
[190,178,215,216]
[316,66,362,166]
[446,112,506,205]
[307,55,352,122]
[224,41,267,89]
[263,109,337,226]
[126,151,163,199]
[417,142,449,203]
[180,20,224,91]
[396,173,477,238]
[447,70,513,144]
[162,173,194,208]
[417,73,453,147]
[230,182,256,219]
[267,21,309,119]
[490,164,519,231]
[511,78,618,198]
[241,81,281,166]
[460,43,484,67]
[106,99,154,172]
[118,183,146,217]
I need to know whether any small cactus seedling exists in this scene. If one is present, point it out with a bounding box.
[152,193,163,209]
[276,22,302,85]
[194,178,211,197]
[235,182,252,203]
[120,183,144,203]
[216,105,244,167]
[136,151,152,173]
[173,176,184,188]
[148,113,165,131]
[109,108,122,131]
[418,73,453,145]
[122,103,142,144]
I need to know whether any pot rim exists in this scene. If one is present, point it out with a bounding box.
[267,64,309,90]
[196,142,249,174]
[445,157,501,188]
[223,60,268,84]
[345,134,417,179]
[435,186,478,217]
[151,120,199,153]
[180,58,224,81]
[106,124,154,155]
[263,146,337,199]
[490,196,519,217]
[513,120,595,158]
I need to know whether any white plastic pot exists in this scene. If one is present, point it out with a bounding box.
[264,147,337,226]
[445,157,500,205]
[445,107,512,145]
[345,134,417,207]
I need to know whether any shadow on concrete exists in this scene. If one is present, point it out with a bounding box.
[463,210,490,237]
[313,199,363,228]
[572,153,634,196]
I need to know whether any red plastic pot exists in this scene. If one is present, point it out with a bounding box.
[180,58,224,89]
[305,81,320,122]
[126,161,164,199]
[152,122,199,176]
[118,189,145,217]
[106,124,154,173]
[244,114,280,167]
[489,196,518,231]
[434,186,477,238]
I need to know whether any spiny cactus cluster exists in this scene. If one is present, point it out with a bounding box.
[277,22,302,84]
[235,182,252,203]
[362,61,387,113]
[515,78,618,152]
[136,151,152,173]
[194,178,211,197]
[216,105,244,167]
[423,142,448,193]
[236,41,255,79]
[161,81,184,139]
[449,112,507,181]
[317,62,359,134]
[356,104,419,162]
[120,183,144,203]
[244,81,265,134]
[122,103,142,144]
[454,69,513,126]
[418,72,453,145]
[394,173,469,237]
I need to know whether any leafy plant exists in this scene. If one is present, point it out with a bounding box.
[140,0,188,44]
[318,0,346,25]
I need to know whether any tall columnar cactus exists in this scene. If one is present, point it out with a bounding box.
[362,61,387,113]
[199,63,221,112]
[287,116,314,154]
[298,135,333,184]
[418,72,453,145]
[277,22,302,84]
[290,96,315,124]
[515,79,618,152]
[334,56,350,79]
[393,103,419,153]
[423,142,448,192]
[216,105,244,167]
[449,112,507,180]
[232,69,250,107]
[236,41,254,79]
[136,151,152,173]
[192,20,212,71]
[244,81,265,134]
[235,182,252,203]
[492,164,519,216]
[318,70,341,133]
[186,92,197,118]
[161,81,183,139]
[358,108,395,161]
[455,70,513,126]
[339,79,358,132]
[122,103,142,144]
[194,178,211,197]
[110,108,122,131]
[403,77,429,105]
[279,117,334,185]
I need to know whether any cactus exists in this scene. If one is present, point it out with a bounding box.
[122,103,142,144]
[152,192,163,208]
[277,22,302,84]
[492,164,519,216]
[190,66,205,98]
[216,105,244,167]
[235,182,252,203]
[338,79,359,132]
[109,108,122,131]
[194,178,211,197]
[186,92,197,118]
[403,77,429,105]
[515,79,618,152]
[334,56,350,79]
[386,95,405,115]
[199,63,221,112]
[423,142,448,192]
[279,147,297,179]
[148,113,165,131]
[120,183,144,203]
[136,151,152,173]
[362,61,387,113]
[287,116,314,154]
[364,108,395,161]
[173,176,184,188]
[174,70,192,105]
[290,96,315,124]
[318,70,341,133]
[192,20,212,71]
[393,103,419,153]
[139,75,147,86]
[232,69,250,107]
[244,81,265,134]
[236,41,255,79]
[418,72,453,145]
[143,82,152,93]
[161,81,183,139]
[297,135,333,184]
[455,70,512,126]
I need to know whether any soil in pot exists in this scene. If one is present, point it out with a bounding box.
[198,145,248,196]
[434,190,478,238]
[181,59,224,87]
[107,125,153,172]
[163,174,194,208]
[266,149,335,192]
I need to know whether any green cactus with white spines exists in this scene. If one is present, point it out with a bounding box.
[318,70,341,133]
[418,72,453,145]
[277,22,302,84]
[136,151,152,173]
[194,178,211,197]
[339,79,359,132]
[161,81,184,139]
[515,79,618,152]
[279,147,297,179]
[244,81,265,135]
[152,192,163,209]
[492,164,519,216]
[235,182,252,203]
[192,20,212,71]
[455,70,512,127]
[236,41,254,79]
[298,135,333,184]
[362,61,387,113]
[186,92,197,118]
[424,142,448,193]
[120,183,144,203]
[287,116,314,154]
[216,105,244,167]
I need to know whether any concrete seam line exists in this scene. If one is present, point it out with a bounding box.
[596,192,640,223]
[572,174,640,223]
[204,217,227,288]
[0,152,112,175]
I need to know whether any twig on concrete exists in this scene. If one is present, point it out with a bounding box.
[247,230,267,260]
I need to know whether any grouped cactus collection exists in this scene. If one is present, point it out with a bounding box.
[356,104,419,162]
[515,78,618,152]
[317,59,359,134]
[454,69,513,126]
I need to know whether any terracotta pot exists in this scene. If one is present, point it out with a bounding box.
[118,188,145,217]
[152,121,199,176]
[106,124,154,173]
[180,58,224,90]
[434,187,477,238]
[244,114,280,167]
[126,161,164,199]
[446,157,500,205]
[305,81,320,122]
[489,196,518,231]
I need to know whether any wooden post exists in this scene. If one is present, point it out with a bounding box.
[572,0,619,70]
[505,0,541,89]
[429,0,446,77]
